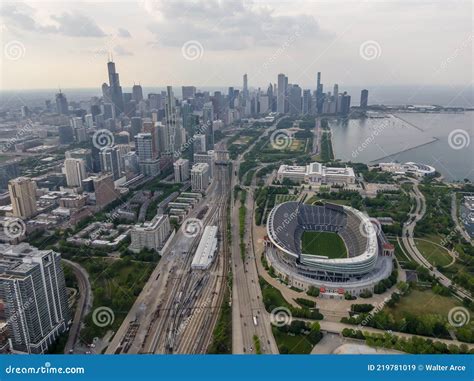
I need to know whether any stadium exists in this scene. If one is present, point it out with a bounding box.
[265,201,394,297]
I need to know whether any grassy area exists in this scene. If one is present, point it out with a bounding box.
[272,327,313,354]
[389,238,412,264]
[275,194,298,205]
[301,231,347,259]
[385,289,461,321]
[75,257,155,343]
[208,275,232,354]
[414,238,452,268]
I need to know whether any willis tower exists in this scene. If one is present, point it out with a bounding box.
[107,60,124,115]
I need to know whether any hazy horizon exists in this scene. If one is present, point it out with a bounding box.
[1,0,472,92]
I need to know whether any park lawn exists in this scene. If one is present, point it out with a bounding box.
[301,231,347,259]
[385,289,462,321]
[414,237,452,267]
[288,139,306,152]
[389,238,411,263]
[275,194,298,205]
[272,327,313,354]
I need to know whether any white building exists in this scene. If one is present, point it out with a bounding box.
[277,162,356,186]
[64,158,87,187]
[130,214,171,253]
[191,225,218,270]
[378,162,436,177]
[191,163,210,192]
[174,158,190,183]
[193,150,215,178]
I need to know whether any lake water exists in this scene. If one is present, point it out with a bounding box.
[330,112,474,182]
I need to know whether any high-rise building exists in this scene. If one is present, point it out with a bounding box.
[191,162,210,192]
[58,125,75,145]
[243,73,249,101]
[0,161,19,190]
[92,173,118,208]
[99,146,122,180]
[360,89,369,109]
[0,243,70,354]
[340,92,351,116]
[193,134,207,154]
[142,119,159,158]
[8,177,37,219]
[194,151,215,178]
[302,89,312,115]
[173,158,190,183]
[55,90,69,115]
[132,84,143,102]
[277,74,287,114]
[107,60,124,115]
[182,86,196,100]
[288,85,302,115]
[66,148,93,173]
[64,158,87,187]
[165,86,177,155]
[316,72,324,114]
[130,215,171,253]
[135,133,154,161]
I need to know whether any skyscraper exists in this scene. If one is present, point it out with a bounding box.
[107,60,124,115]
[64,158,87,187]
[182,86,196,100]
[288,85,302,115]
[55,90,69,115]
[277,74,287,114]
[99,146,122,180]
[243,73,249,101]
[135,133,154,161]
[0,243,70,354]
[360,89,369,109]
[8,177,37,219]
[132,84,143,102]
[302,89,312,115]
[173,158,190,183]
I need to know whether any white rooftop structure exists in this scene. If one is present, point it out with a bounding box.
[277,161,356,185]
[191,225,218,270]
[378,162,436,177]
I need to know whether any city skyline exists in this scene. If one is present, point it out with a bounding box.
[1,0,472,90]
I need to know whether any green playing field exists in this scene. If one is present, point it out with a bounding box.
[301,231,347,259]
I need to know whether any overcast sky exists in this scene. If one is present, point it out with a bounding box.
[0,0,472,90]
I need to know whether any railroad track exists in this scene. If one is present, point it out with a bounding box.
[142,165,230,354]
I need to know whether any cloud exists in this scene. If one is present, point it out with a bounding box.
[50,12,106,37]
[1,2,105,37]
[114,45,133,56]
[117,28,131,38]
[144,0,324,50]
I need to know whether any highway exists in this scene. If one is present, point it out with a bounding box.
[106,158,230,354]
[402,182,472,301]
[63,259,93,354]
[231,121,280,354]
